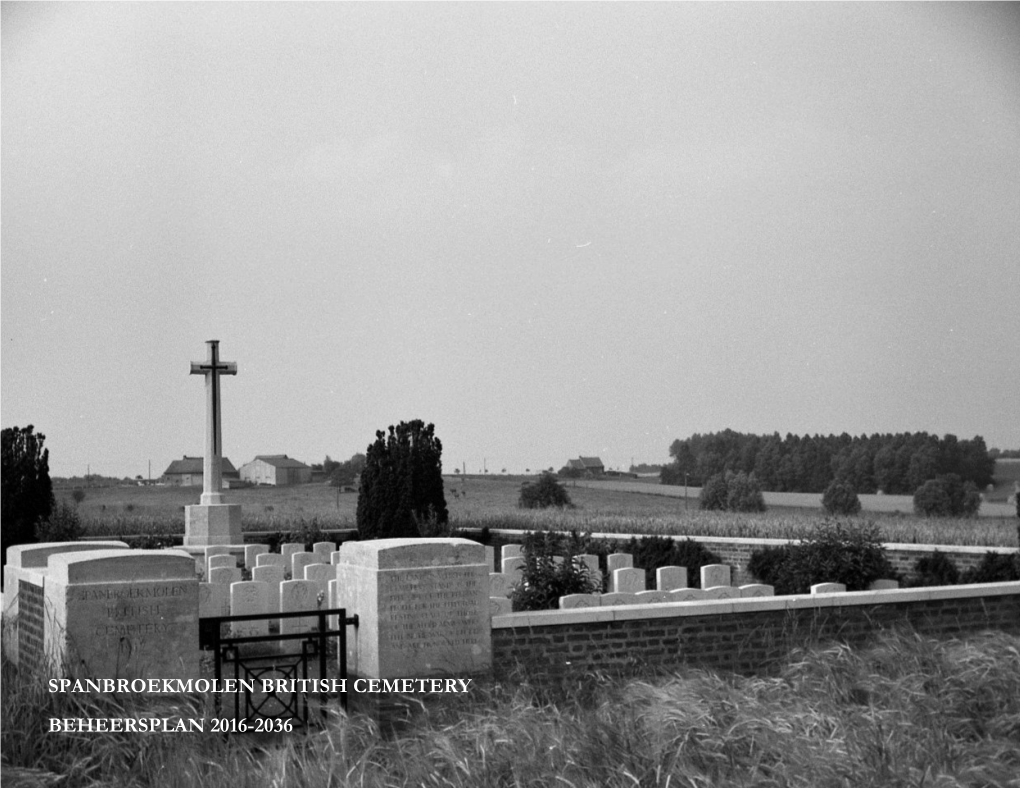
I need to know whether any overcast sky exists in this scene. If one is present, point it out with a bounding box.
[2,2,1018,479]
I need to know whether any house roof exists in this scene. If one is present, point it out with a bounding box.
[251,454,311,470]
[163,456,237,475]
[567,456,604,470]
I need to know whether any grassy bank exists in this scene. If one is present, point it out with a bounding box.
[4,628,1019,787]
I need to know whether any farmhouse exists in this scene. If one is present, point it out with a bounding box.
[239,455,313,486]
[161,456,239,488]
[565,456,605,477]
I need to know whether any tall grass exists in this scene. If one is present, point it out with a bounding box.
[5,629,1019,787]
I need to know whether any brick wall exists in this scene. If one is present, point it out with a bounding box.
[491,584,1020,680]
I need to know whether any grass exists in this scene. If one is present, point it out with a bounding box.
[64,478,1020,547]
[4,628,1019,787]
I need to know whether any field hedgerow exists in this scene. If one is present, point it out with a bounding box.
[4,629,1019,787]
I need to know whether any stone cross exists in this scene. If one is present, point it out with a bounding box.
[190,340,236,505]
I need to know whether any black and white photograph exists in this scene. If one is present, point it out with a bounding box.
[2,3,1019,786]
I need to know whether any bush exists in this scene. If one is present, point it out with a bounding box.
[909,550,960,587]
[822,480,861,515]
[2,425,54,581]
[746,519,895,595]
[961,551,1020,584]
[519,472,574,509]
[699,473,729,511]
[34,502,83,543]
[510,531,600,611]
[913,474,981,517]
[71,488,86,505]
[619,534,723,589]
[700,471,765,512]
[725,471,766,513]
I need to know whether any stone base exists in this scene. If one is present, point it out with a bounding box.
[184,504,242,547]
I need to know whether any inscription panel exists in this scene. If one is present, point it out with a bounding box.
[379,567,487,654]
[57,579,198,679]
[18,579,45,666]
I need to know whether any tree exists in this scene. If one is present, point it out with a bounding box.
[725,471,766,512]
[913,474,981,517]
[356,421,448,540]
[519,472,573,509]
[822,479,862,515]
[699,473,729,511]
[2,425,55,581]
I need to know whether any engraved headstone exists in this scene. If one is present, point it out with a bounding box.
[281,543,305,564]
[607,553,633,574]
[560,593,600,609]
[600,592,637,606]
[44,550,198,679]
[208,554,238,572]
[613,567,646,594]
[500,544,522,562]
[700,564,731,589]
[313,542,337,562]
[670,588,705,602]
[634,590,670,604]
[251,565,284,615]
[333,538,490,679]
[703,586,740,600]
[739,584,775,598]
[256,553,286,569]
[868,579,899,591]
[489,596,512,616]
[811,582,846,594]
[245,544,269,571]
[304,564,334,599]
[199,582,231,618]
[501,556,524,580]
[280,580,321,635]
[230,581,269,638]
[656,566,688,591]
[489,572,514,598]
[291,552,318,580]
[208,566,242,585]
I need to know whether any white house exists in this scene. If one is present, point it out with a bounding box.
[238,455,313,486]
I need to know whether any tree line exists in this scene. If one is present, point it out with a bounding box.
[661,430,995,495]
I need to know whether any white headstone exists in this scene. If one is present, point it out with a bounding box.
[500,544,522,562]
[251,565,284,615]
[560,593,600,609]
[634,590,670,604]
[600,592,637,606]
[656,566,688,591]
[208,554,237,572]
[280,580,322,635]
[868,579,899,591]
[230,581,269,638]
[739,584,775,598]
[244,544,269,571]
[700,564,730,589]
[811,582,846,594]
[703,586,739,599]
[613,567,646,594]
[208,566,242,586]
[313,542,337,562]
[607,553,633,574]
[489,572,514,598]
[281,543,305,563]
[199,582,231,618]
[291,551,319,580]
[304,564,334,599]
[670,588,705,602]
[484,546,495,572]
[501,556,525,580]
[489,597,513,616]
[256,553,285,569]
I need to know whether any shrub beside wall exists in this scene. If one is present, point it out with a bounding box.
[746,519,895,594]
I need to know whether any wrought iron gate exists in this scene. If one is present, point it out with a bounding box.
[201,608,358,731]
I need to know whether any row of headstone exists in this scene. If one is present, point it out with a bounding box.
[200,542,339,580]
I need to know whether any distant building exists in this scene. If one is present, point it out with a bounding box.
[239,455,313,486]
[563,456,605,477]
[161,456,239,487]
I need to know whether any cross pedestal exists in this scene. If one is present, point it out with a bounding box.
[184,340,242,549]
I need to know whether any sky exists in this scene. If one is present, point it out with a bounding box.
[2,2,1019,480]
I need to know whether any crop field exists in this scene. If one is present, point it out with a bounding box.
[64,476,1020,547]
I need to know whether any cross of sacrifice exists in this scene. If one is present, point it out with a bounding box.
[190,340,237,505]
